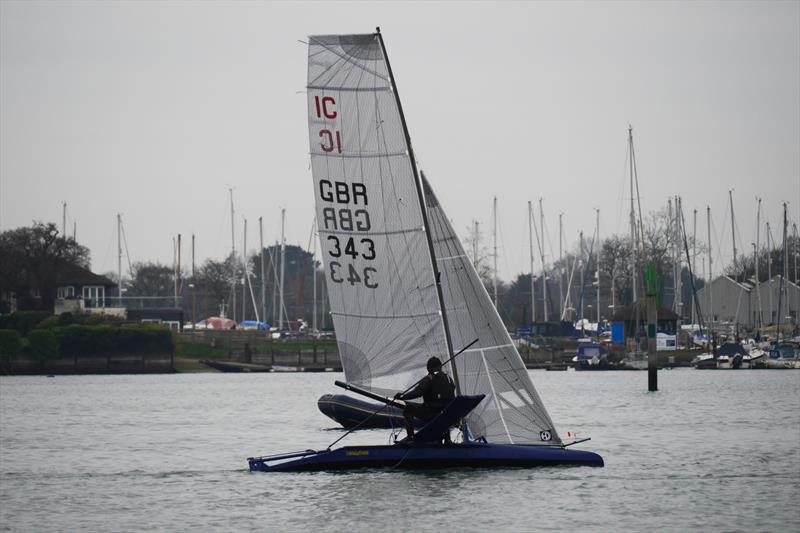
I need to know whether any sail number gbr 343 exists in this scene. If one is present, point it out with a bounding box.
[315,95,377,289]
[318,179,376,288]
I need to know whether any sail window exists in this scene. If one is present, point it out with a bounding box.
[499,390,528,409]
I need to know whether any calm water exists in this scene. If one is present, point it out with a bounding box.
[1,369,798,532]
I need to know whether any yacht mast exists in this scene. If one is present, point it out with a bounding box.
[229,188,236,322]
[279,208,286,331]
[707,206,714,335]
[528,201,536,323]
[729,190,738,280]
[493,196,498,308]
[628,126,637,303]
[692,208,697,326]
[755,198,763,329]
[559,213,564,321]
[540,198,548,322]
[192,234,196,326]
[375,28,461,392]
[675,197,683,317]
[767,222,773,320]
[117,213,122,304]
[259,217,266,327]
[776,203,788,341]
[242,217,247,322]
[596,208,600,324]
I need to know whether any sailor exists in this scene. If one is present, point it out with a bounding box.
[394,356,456,442]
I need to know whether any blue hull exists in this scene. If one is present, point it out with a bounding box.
[248,442,604,472]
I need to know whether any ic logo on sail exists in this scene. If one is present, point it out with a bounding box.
[539,430,552,442]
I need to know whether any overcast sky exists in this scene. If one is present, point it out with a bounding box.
[1,1,798,282]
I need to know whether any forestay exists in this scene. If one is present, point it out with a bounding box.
[307,33,449,394]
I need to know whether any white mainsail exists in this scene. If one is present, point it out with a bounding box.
[307,32,560,445]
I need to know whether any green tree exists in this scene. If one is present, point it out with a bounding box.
[0,329,23,362]
[0,222,91,311]
[126,261,175,297]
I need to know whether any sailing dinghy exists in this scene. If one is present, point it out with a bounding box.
[248,30,603,471]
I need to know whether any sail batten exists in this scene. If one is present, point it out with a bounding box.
[307,31,560,446]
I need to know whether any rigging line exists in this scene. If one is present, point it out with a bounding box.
[631,135,646,254]
[120,216,134,277]
[710,213,727,275]
[542,209,556,273]
[616,139,631,236]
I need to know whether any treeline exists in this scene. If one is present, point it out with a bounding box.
[0,311,173,361]
[115,206,799,329]
[468,208,800,327]
[116,244,322,326]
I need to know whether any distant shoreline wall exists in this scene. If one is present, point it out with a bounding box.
[0,353,174,375]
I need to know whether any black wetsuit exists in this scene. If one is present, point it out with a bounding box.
[398,371,455,438]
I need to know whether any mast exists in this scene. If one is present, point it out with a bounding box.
[669,198,675,311]
[596,208,600,324]
[729,190,737,280]
[493,196,498,308]
[192,234,196,326]
[175,234,181,309]
[767,222,773,321]
[707,206,714,335]
[559,213,564,321]
[579,231,585,321]
[540,198,548,322]
[692,208,697,326]
[375,28,461,392]
[242,217,247,321]
[279,208,286,331]
[259,217,266,327]
[678,202,705,335]
[628,126,638,303]
[755,198,762,329]
[229,188,236,323]
[528,201,536,323]
[794,222,798,325]
[675,197,683,317]
[62,201,66,238]
[776,203,788,341]
[117,213,122,304]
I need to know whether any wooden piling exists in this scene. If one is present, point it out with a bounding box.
[646,262,658,391]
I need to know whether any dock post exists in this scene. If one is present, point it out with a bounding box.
[646,262,658,391]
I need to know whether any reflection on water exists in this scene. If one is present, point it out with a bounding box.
[1,370,798,531]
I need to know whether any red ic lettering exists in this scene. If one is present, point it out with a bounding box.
[314,95,337,119]
[319,130,342,153]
